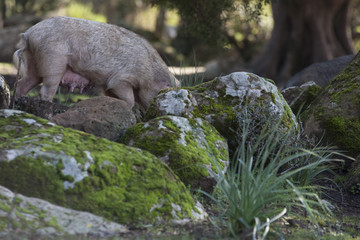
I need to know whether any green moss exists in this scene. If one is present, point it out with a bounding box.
[289,84,322,114]
[329,52,360,90]
[299,53,360,158]
[0,200,11,212]
[120,116,228,189]
[307,84,322,96]
[16,206,35,215]
[0,111,199,224]
[282,101,298,130]
[0,157,66,205]
[329,81,360,104]
[322,116,360,155]
[14,209,28,223]
[28,202,46,216]
[0,218,6,232]
[13,196,23,204]
[10,217,22,229]
[45,216,62,231]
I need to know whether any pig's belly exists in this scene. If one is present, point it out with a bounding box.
[60,69,92,93]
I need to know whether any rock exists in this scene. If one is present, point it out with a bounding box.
[0,109,207,225]
[15,96,69,119]
[120,116,229,192]
[284,54,355,89]
[148,89,198,119]
[0,75,10,109]
[50,96,137,142]
[281,81,322,114]
[146,72,298,155]
[303,52,360,157]
[0,185,128,238]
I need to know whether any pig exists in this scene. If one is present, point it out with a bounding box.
[13,16,179,112]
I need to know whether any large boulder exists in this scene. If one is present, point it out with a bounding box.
[120,116,229,192]
[0,109,207,225]
[0,75,10,109]
[0,185,128,238]
[284,54,355,89]
[146,72,298,154]
[303,52,360,157]
[51,96,137,141]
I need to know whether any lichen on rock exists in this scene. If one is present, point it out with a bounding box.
[146,72,298,155]
[120,115,229,192]
[146,89,198,119]
[0,109,206,225]
[0,185,128,238]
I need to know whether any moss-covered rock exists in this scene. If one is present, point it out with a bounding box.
[303,51,360,157]
[0,109,207,225]
[0,184,128,238]
[281,81,322,114]
[120,116,229,192]
[343,155,360,194]
[146,72,298,155]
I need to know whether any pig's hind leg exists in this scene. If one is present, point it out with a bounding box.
[39,75,63,101]
[14,49,41,99]
[37,55,68,101]
[105,79,135,109]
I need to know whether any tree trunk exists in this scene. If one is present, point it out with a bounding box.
[155,7,166,39]
[251,0,355,88]
[0,0,5,29]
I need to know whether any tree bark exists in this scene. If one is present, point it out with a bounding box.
[251,0,355,88]
[0,0,5,29]
[155,7,166,39]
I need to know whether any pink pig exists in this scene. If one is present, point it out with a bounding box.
[13,16,179,111]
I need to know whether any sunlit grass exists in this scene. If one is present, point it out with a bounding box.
[165,9,180,27]
[0,63,16,75]
[170,65,206,87]
[66,2,106,22]
[25,86,92,106]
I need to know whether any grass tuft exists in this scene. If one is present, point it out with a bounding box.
[201,109,340,238]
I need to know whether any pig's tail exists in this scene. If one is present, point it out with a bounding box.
[12,34,28,109]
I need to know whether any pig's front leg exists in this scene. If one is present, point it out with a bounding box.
[39,75,62,101]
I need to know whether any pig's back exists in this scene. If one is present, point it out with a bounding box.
[25,16,172,85]
[26,17,166,76]
[26,16,147,55]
